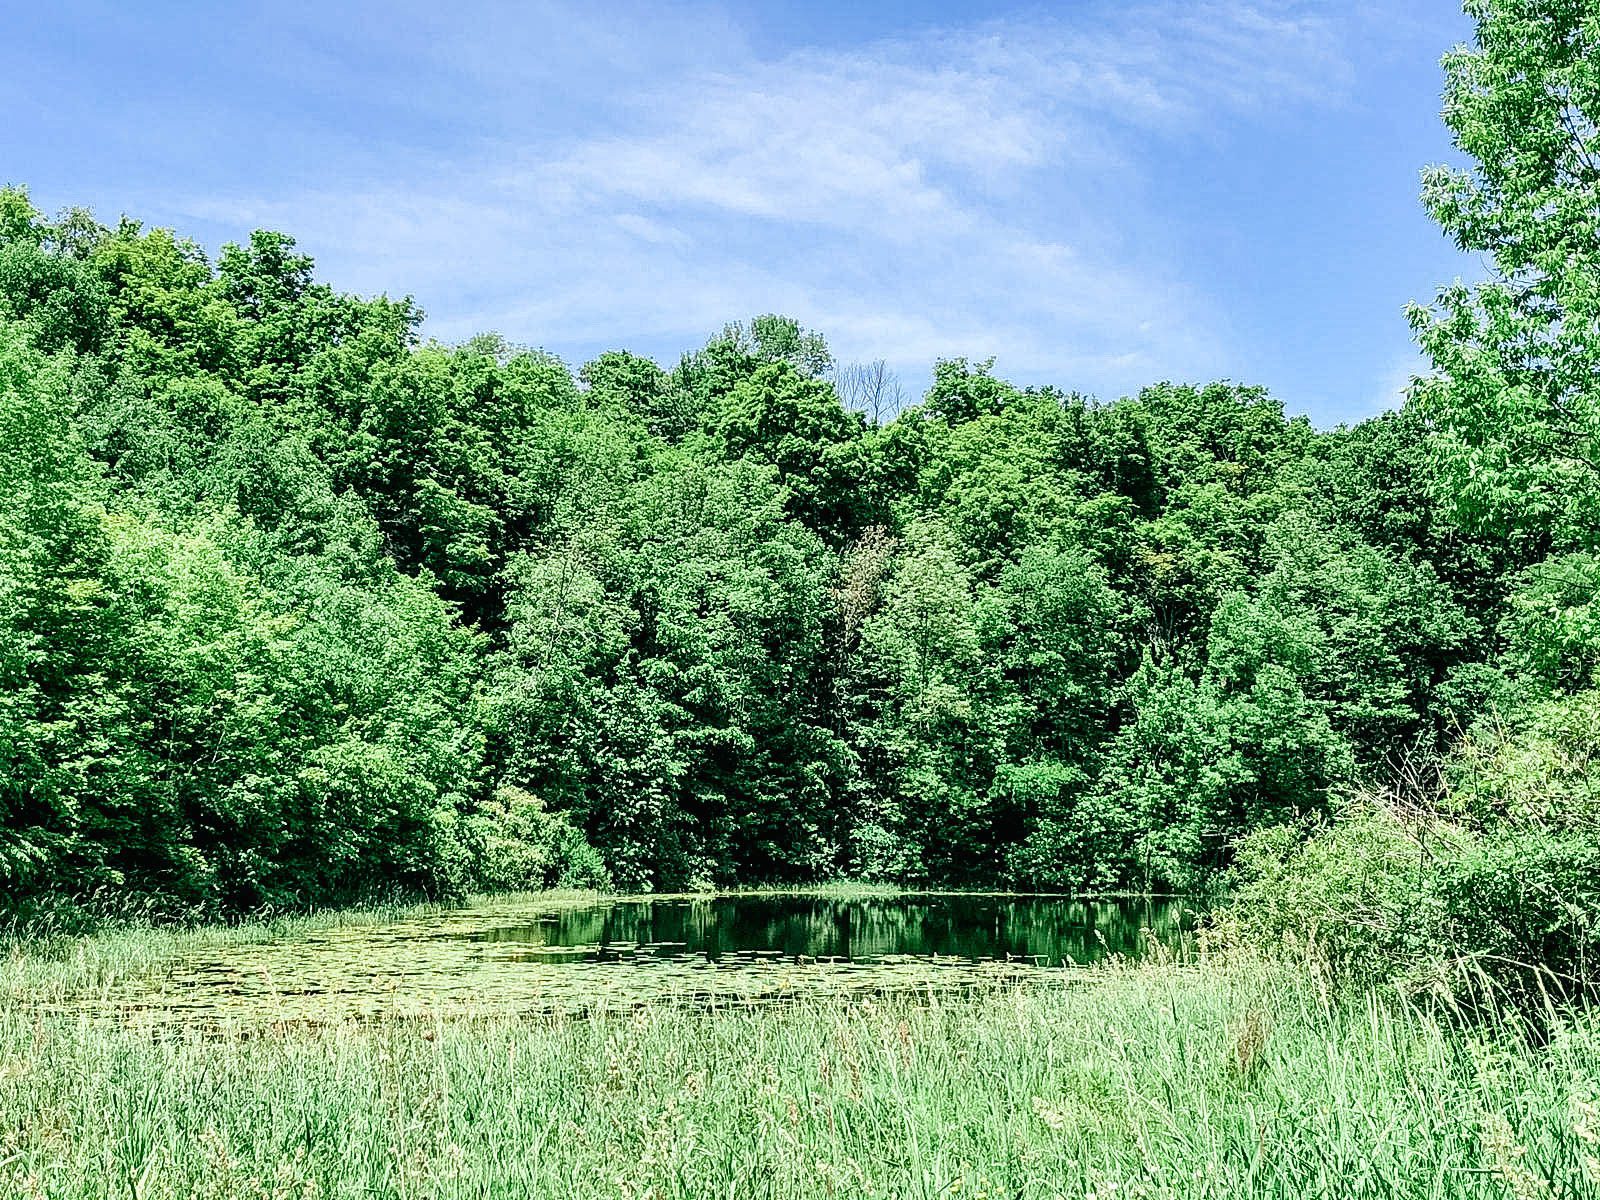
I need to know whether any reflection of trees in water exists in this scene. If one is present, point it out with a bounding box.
[483,896,1195,966]
[810,898,1185,963]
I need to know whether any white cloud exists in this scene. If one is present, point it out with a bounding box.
[163,1,1355,396]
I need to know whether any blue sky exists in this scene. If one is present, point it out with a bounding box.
[4,1,1475,425]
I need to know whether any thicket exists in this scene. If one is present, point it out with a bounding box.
[1229,0,1600,1007]
[3,2,1598,969]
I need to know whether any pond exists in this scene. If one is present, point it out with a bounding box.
[464,893,1191,965]
[85,893,1199,1025]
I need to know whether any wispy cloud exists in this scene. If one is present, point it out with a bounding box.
[165,1,1356,394]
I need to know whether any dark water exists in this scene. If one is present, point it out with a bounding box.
[458,893,1196,968]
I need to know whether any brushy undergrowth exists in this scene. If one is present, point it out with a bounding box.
[3,938,1599,1199]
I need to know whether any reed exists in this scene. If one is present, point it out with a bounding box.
[3,941,1596,1198]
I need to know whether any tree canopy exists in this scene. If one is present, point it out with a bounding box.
[3,1,1597,921]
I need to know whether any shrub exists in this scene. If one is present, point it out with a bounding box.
[1433,826,1600,1009]
[1227,795,1600,1011]
[436,786,611,896]
[1224,805,1450,991]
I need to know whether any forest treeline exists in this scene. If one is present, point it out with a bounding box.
[4,2,1599,979]
[0,204,1447,907]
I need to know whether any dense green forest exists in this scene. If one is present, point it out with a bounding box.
[2,0,1598,986]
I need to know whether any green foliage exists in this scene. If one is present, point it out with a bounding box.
[435,785,610,894]
[1232,686,1600,1009]
[3,0,1597,920]
[1502,553,1600,693]
[1409,0,1600,549]
[715,361,870,542]
[1221,3,1600,1012]
[0,185,1504,908]
[1230,798,1600,1012]
[488,451,846,891]
[0,315,494,912]
[1226,808,1449,989]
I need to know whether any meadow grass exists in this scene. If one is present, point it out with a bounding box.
[3,929,1599,1200]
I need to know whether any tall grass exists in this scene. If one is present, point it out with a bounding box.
[3,951,1598,1198]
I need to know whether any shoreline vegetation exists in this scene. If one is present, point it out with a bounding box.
[3,888,1594,1196]
[3,899,1598,1198]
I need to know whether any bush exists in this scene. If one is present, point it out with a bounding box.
[1433,826,1600,1009]
[1224,805,1449,991]
[1227,797,1600,1011]
[435,786,611,896]
[1449,689,1600,829]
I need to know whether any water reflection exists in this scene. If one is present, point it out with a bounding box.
[461,894,1193,968]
